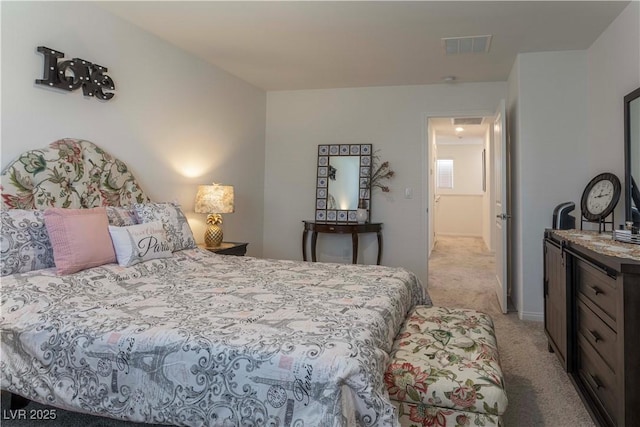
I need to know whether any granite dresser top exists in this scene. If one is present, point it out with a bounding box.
[552,229,640,261]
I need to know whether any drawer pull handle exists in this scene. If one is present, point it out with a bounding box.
[591,286,603,296]
[588,330,601,343]
[589,373,604,390]
[329,227,335,231]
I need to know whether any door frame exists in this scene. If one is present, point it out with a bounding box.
[423,110,495,259]
[493,99,509,313]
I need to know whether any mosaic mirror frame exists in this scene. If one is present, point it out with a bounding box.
[315,144,372,222]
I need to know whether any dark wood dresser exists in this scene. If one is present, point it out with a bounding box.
[544,230,640,426]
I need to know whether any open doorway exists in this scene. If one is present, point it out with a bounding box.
[426,114,510,314]
[429,116,493,251]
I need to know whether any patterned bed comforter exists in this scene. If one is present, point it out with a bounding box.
[1,249,429,426]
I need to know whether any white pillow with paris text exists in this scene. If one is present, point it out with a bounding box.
[108,221,172,267]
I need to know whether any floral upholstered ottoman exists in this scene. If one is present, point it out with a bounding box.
[385,306,508,427]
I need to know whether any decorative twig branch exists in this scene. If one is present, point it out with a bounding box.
[367,150,395,193]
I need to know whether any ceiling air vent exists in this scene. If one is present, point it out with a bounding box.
[442,35,492,55]
[452,117,484,126]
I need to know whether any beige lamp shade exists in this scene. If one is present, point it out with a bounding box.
[195,184,234,248]
[195,184,235,214]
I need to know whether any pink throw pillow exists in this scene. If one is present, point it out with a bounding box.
[44,207,116,275]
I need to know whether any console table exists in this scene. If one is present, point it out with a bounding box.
[302,221,383,265]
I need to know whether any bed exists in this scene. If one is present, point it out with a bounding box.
[0,139,430,426]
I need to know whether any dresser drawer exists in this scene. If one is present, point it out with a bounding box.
[576,259,617,322]
[577,335,618,426]
[577,301,617,372]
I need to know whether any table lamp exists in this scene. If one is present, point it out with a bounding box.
[194,183,234,247]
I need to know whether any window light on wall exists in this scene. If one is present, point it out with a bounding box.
[436,159,454,189]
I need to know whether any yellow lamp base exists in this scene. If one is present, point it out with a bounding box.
[204,224,224,247]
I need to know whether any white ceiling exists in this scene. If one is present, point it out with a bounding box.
[430,117,489,144]
[97,1,629,138]
[98,1,629,92]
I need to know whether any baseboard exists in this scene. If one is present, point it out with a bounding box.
[519,310,544,322]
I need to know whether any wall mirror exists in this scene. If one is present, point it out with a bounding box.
[315,144,372,222]
[624,87,640,226]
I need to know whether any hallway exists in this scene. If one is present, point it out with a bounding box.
[429,235,502,314]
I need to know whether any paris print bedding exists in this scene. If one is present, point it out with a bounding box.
[1,249,429,426]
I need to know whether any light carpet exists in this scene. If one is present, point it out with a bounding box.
[428,236,594,427]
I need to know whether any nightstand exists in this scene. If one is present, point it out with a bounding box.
[199,242,248,256]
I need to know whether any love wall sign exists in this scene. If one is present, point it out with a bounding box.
[35,46,115,101]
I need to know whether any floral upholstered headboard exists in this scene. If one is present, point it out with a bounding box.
[1,138,149,209]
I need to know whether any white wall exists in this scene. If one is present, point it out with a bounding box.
[434,143,484,237]
[435,195,483,236]
[512,51,589,321]
[586,1,640,197]
[508,1,639,321]
[264,83,506,284]
[435,144,484,195]
[507,57,521,317]
[0,2,267,256]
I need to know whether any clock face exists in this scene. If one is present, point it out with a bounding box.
[587,180,615,215]
[580,173,622,222]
